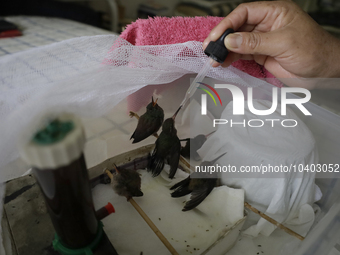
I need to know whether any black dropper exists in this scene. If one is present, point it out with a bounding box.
[204,28,234,63]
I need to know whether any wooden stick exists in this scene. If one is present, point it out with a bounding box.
[244,202,305,241]
[105,169,179,255]
[105,169,114,180]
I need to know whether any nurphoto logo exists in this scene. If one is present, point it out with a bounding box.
[199,84,312,128]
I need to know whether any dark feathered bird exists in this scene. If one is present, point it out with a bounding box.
[170,153,226,211]
[110,164,143,201]
[180,131,216,161]
[148,106,181,179]
[130,97,164,143]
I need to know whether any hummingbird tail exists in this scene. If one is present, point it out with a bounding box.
[148,155,164,177]
[131,131,145,144]
[183,198,205,211]
[182,178,217,211]
[182,190,212,212]
[170,177,191,197]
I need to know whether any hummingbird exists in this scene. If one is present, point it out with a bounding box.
[130,97,164,143]
[170,153,226,211]
[109,164,143,201]
[180,131,216,161]
[148,106,182,179]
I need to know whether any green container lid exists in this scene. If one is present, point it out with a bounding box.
[19,113,85,169]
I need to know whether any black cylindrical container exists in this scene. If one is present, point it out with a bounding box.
[20,114,100,250]
[33,154,98,248]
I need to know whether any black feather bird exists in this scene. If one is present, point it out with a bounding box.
[110,164,143,201]
[170,153,226,211]
[130,97,164,143]
[148,106,181,179]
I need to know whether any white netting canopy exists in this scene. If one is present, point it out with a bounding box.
[0,34,269,181]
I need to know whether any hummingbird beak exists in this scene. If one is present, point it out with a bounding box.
[205,130,216,138]
[113,163,120,174]
[152,98,158,107]
[210,152,227,165]
[172,106,182,120]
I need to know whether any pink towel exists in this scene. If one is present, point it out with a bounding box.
[121,16,281,111]
[121,16,280,83]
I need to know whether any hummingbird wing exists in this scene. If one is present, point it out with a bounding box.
[168,138,181,179]
[170,176,191,197]
[131,113,162,143]
[148,137,165,177]
[182,178,217,211]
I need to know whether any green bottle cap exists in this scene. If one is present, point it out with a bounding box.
[19,113,85,169]
[33,119,74,145]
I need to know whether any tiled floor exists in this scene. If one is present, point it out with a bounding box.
[82,100,136,142]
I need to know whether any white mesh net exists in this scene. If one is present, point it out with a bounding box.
[0,34,269,181]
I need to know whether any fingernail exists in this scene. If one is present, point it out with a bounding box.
[225,33,242,49]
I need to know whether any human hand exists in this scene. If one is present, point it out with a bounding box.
[203,1,340,89]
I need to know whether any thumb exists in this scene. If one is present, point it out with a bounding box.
[225,32,279,56]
